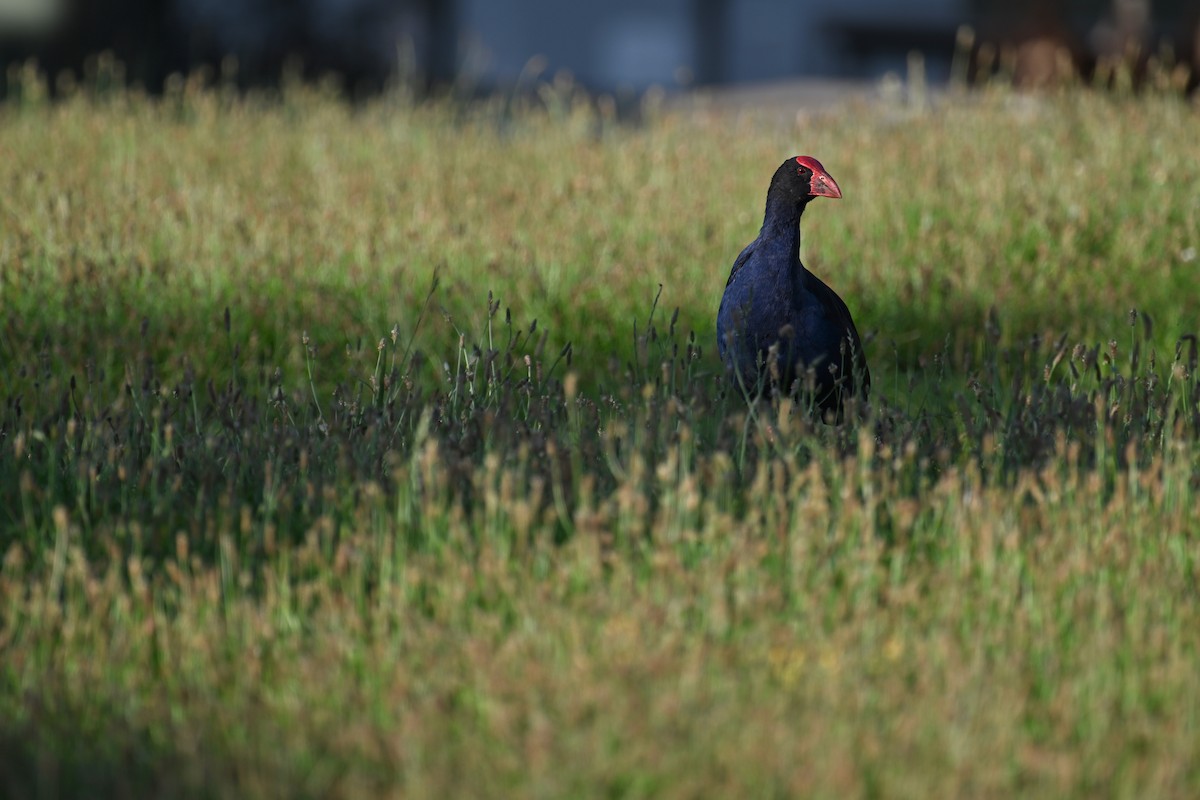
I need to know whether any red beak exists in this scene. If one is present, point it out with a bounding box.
[809,170,842,199]
[795,155,842,199]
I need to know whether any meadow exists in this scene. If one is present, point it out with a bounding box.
[1,62,1200,797]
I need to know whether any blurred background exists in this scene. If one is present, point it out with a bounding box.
[0,0,1197,97]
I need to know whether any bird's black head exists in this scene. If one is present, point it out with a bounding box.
[771,155,842,204]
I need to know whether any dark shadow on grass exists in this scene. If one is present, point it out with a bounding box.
[0,717,219,800]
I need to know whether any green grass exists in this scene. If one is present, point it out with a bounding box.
[1,72,1200,798]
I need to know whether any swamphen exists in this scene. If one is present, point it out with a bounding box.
[717,156,869,420]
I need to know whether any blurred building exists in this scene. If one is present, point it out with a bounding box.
[461,0,969,88]
[0,0,1196,94]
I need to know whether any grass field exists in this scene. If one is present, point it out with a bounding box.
[2,66,1200,798]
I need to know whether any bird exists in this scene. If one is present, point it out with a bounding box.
[716,155,870,420]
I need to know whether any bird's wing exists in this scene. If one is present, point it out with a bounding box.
[723,239,759,290]
[717,239,760,361]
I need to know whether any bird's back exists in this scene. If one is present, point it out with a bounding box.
[719,247,868,415]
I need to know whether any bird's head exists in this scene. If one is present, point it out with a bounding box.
[774,155,842,203]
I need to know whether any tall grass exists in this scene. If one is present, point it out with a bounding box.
[1,72,1199,798]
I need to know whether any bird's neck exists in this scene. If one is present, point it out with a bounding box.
[760,193,805,263]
